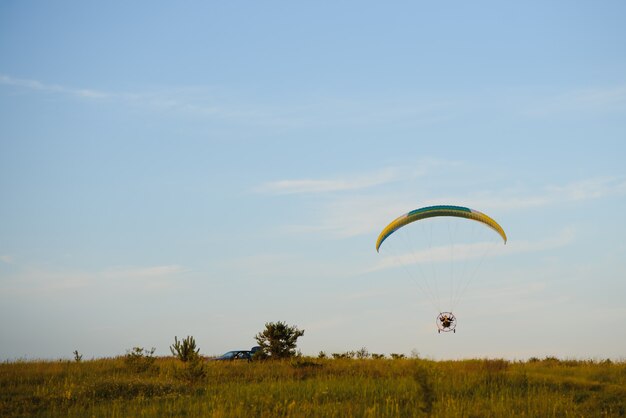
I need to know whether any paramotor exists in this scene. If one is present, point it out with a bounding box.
[375,205,507,333]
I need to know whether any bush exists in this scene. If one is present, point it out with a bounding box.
[355,347,370,359]
[124,347,156,373]
[170,336,200,362]
[332,351,355,359]
[255,321,304,359]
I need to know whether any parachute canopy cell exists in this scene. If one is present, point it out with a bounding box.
[375,205,507,252]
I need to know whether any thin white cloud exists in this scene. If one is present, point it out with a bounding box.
[218,253,299,279]
[465,177,626,211]
[278,176,626,240]
[256,169,401,195]
[570,85,626,107]
[256,159,453,195]
[101,264,190,279]
[0,269,93,294]
[285,194,408,238]
[0,264,190,296]
[366,228,574,273]
[74,89,110,99]
[0,255,14,264]
[548,177,626,201]
[0,74,111,99]
[526,84,626,116]
[217,252,349,281]
[341,287,397,301]
[0,73,238,119]
[1,73,453,129]
[286,96,455,128]
[471,281,548,303]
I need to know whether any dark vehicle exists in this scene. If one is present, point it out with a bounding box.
[213,346,261,361]
[214,350,252,361]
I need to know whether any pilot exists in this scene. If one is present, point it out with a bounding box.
[439,314,452,329]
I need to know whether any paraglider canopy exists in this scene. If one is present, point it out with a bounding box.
[376,205,507,252]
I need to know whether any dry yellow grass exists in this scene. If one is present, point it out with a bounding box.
[1,356,624,417]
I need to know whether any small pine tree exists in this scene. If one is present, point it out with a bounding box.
[170,336,200,362]
[255,321,304,359]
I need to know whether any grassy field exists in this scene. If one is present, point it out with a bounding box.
[1,356,624,417]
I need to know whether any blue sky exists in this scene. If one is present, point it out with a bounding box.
[1,1,625,360]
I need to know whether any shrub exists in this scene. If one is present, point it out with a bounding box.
[332,351,355,359]
[355,347,370,359]
[170,336,200,362]
[124,347,156,373]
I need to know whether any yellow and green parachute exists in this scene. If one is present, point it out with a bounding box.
[375,204,507,332]
[376,205,507,252]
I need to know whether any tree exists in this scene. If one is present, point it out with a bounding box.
[169,336,206,383]
[255,321,304,359]
[170,336,200,362]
